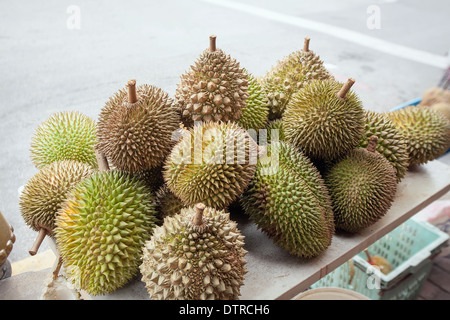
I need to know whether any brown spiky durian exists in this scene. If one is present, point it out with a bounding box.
[175,35,249,126]
[96,80,180,172]
[140,203,247,300]
[260,38,334,120]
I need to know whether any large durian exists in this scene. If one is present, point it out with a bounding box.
[164,121,258,210]
[241,141,335,258]
[175,35,249,126]
[260,38,334,120]
[237,71,269,131]
[54,170,158,295]
[325,136,397,233]
[140,203,247,300]
[385,106,450,166]
[19,160,94,255]
[30,111,97,169]
[358,110,409,182]
[283,78,364,162]
[96,80,180,172]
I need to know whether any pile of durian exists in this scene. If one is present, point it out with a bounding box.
[19,36,450,300]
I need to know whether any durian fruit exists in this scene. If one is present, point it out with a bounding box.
[175,35,249,126]
[96,80,180,172]
[419,87,450,107]
[260,37,334,120]
[140,203,247,300]
[325,136,398,233]
[241,141,335,258]
[164,121,258,210]
[155,185,185,223]
[357,110,409,182]
[265,119,285,145]
[54,170,159,295]
[19,160,94,255]
[385,106,450,166]
[237,71,269,131]
[30,111,97,169]
[283,78,364,162]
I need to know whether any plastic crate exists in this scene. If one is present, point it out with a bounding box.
[310,218,449,300]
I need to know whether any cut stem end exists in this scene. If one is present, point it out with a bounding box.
[193,203,206,226]
[127,79,138,103]
[209,35,217,52]
[303,37,310,52]
[29,228,47,256]
[337,78,355,99]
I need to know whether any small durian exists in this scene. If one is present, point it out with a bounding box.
[260,38,334,120]
[30,111,97,169]
[283,78,364,162]
[96,80,180,172]
[175,35,249,126]
[357,110,409,182]
[385,106,450,166]
[19,160,94,255]
[155,185,185,223]
[237,71,269,131]
[164,121,258,210]
[241,142,335,258]
[54,170,158,295]
[325,136,398,233]
[140,203,247,300]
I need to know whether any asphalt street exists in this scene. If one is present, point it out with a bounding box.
[1,0,449,263]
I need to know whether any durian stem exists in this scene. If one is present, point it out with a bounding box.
[29,228,46,256]
[52,256,63,280]
[95,148,110,171]
[364,249,373,264]
[303,37,310,52]
[127,79,138,103]
[367,136,378,153]
[337,78,355,99]
[209,35,217,52]
[193,203,206,226]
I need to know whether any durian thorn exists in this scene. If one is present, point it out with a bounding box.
[193,203,206,226]
[336,78,355,99]
[52,256,63,280]
[303,37,310,52]
[367,136,378,153]
[364,248,374,264]
[29,228,47,256]
[127,79,138,103]
[209,35,217,52]
[95,147,110,171]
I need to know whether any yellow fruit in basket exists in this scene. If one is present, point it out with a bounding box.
[365,249,392,275]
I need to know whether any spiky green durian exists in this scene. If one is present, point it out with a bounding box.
[357,110,409,181]
[164,121,258,210]
[140,203,247,300]
[155,185,185,223]
[30,111,97,169]
[241,142,334,258]
[237,71,269,131]
[175,36,249,126]
[260,38,334,120]
[385,106,450,166]
[96,80,180,172]
[19,160,94,235]
[54,170,158,295]
[325,136,398,233]
[283,78,364,162]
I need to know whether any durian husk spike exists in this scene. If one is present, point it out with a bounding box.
[29,228,47,256]
[366,136,378,153]
[94,147,110,172]
[209,35,217,52]
[303,37,310,52]
[52,256,63,280]
[337,78,355,99]
[193,203,206,226]
[127,79,138,103]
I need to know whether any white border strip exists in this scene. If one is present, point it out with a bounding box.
[199,0,448,69]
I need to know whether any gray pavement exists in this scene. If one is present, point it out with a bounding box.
[0,0,449,263]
